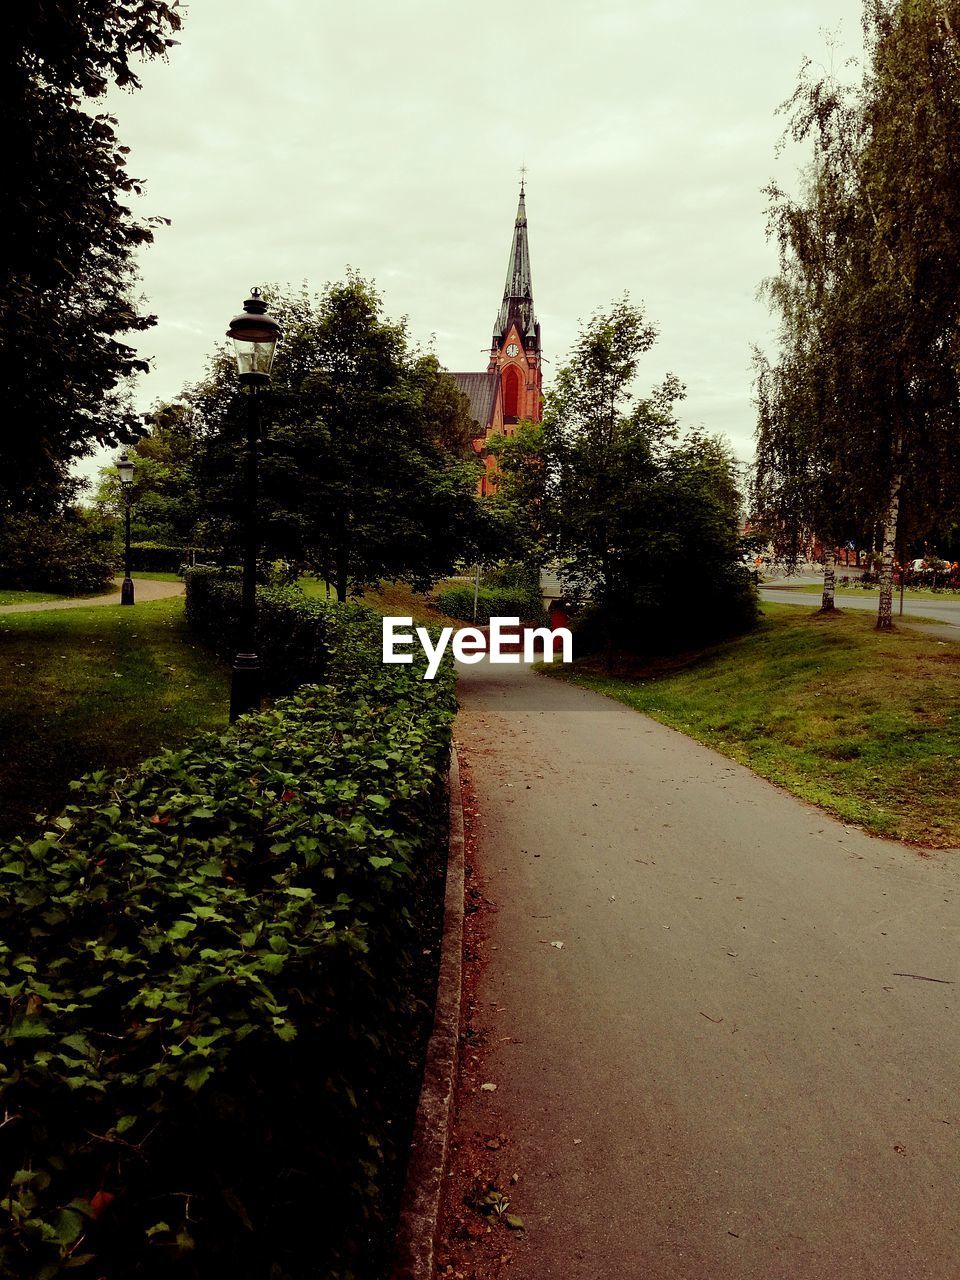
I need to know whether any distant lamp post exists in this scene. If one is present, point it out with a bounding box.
[226,287,281,721]
[117,451,135,606]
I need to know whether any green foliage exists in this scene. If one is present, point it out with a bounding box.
[0,615,456,1278]
[187,278,489,599]
[127,544,198,574]
[756,1,960,624]
[540,299,757,653]
[92,404,205,550]
[434,584,544,626]
[0,510,115,595]
[4,3,182,510]
[185,568,378,692]
[485,422,548,563]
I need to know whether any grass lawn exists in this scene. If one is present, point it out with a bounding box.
[776,581,960,602]
[547,602,960,847]
[0,596,229,841]
[0,589,79,606]
[131,571,183,583]
[298,576,464,627]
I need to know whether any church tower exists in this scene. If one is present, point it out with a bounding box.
[450,182,543,495]
[488,180,543,429]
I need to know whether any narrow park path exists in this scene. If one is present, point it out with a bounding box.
[0,577,184,615]
[443,657,960,1279]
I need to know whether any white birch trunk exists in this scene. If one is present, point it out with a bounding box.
[876,472,902,631]
[821,547,837,612]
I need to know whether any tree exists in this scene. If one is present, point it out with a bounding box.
[188,277,488,597]
[542,299,755,664]
[758,1,960,629]
[484,420,548,566]
[91,401,202,547]
[2,2,182,511]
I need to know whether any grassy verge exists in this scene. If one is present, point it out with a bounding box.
[0,589,77,606]
[0,596,228,839]
[298,576,464,626]
[131,570,183,582]
[775,581,960,602]
[547,603,960,847]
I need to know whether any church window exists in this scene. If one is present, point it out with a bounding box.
[503,365,520,418]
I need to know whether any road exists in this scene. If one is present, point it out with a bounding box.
[760,583,960,631]
[447,656,960,1279]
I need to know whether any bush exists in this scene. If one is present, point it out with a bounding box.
[0,628,456,1278]
[573,562,759,655]
[435,582,544,626]
[0,511,114,595]
[184,568,375,692]
[128,544,216,574]
[480,562,541,593]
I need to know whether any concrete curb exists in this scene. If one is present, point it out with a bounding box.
[392,745,466,1280]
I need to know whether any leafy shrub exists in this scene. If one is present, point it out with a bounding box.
[480,562,540,594]
[128,544,215,574]
[0,511,114,595]
[434,583,544,626]
[0,651,456,1279]
[184,568,376,692]
[572,561,759,654]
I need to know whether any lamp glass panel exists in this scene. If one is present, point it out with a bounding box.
[233,338,277,378]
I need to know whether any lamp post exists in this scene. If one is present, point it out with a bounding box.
[226,287,281,722]
[117,451,135,606]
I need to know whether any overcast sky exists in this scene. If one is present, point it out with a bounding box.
[86,0,867,481]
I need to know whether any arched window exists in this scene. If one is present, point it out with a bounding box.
[502,365,520,419]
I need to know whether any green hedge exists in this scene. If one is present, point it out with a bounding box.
[434,582,544,627]
[128,544,217,574]
[0,605,456,1278]
[184,567,374,692]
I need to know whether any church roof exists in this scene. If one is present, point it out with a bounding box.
[450,371,499,432]
[496,184,537,341]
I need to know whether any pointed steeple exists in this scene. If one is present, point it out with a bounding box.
[495,181,538,344]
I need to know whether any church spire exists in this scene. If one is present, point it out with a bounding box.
[495,181,538,345]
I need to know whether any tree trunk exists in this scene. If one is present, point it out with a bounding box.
[334,508,350,602]
[821,547,837,612]
[335,557,348,603]
[876,472,902,631]
[601,544,614,673]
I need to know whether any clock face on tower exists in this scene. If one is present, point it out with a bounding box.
[506,342,519,357]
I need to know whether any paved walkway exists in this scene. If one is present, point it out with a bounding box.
[445,658,960,1279]
[0,577,184,615]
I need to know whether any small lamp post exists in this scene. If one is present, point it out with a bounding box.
[117,451,135,606]
[226,287,281,721]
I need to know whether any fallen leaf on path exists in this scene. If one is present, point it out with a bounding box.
[480,1082,497,1092]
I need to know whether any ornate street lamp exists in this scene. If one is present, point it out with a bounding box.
[117,451,135,606]
[225,287,281,721]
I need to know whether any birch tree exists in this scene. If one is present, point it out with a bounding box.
[759,0,960,629]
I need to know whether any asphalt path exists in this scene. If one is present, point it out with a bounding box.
[449,656,960,1279]
[0,577,184,614]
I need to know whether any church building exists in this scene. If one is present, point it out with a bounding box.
[451,182,543,494]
